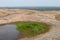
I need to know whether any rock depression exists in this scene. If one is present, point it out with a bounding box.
[0,9,60,40]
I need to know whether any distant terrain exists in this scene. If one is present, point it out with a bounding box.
[0,7,60,10]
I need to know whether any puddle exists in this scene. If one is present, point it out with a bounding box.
[0,24,19,40]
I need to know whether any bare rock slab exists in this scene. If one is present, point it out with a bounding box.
[0,9,60,40]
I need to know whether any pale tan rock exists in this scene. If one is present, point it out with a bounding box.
[0,9,57,24]
[0,9,60,40]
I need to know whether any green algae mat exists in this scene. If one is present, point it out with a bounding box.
[16,21,50,36]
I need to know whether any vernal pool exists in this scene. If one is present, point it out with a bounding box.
[0,24,19,40]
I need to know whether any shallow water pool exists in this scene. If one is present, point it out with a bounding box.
[0,24,19,40]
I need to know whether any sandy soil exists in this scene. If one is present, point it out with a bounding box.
[0,9,60,40]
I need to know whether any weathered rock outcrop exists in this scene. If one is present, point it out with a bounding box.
[0,9,60,40]
[0,9,59,24]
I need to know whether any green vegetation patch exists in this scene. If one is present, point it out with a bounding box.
[16,21,50,36]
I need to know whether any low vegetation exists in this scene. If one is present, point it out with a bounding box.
[16,21,50,36]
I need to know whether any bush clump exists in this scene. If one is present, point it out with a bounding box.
[16,21,50,36]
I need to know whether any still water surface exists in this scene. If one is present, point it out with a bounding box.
[0,24,19,40]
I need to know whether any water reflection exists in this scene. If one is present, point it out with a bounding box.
[0,24,19,40]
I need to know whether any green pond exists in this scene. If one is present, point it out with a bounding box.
[0,22,50,40]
